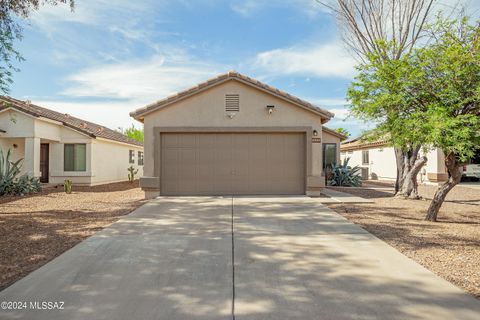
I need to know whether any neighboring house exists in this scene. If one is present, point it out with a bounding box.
[0,97,144,186]
[340,139,448,183]
[130,71,345,198]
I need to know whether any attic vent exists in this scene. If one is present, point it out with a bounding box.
[225,94,240,112]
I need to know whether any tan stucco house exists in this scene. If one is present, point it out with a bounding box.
[130,71,345,198]
[340,139,448,183]
[0,97,144,186]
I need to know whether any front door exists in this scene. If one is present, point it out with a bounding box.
[40,144,49,183]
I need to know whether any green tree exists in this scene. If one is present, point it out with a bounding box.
[348,42,430,198]
[349,15,480,221]
[318,0,439,196]
[416,16,480,221]
[0,0,74,93]
[334,127,350,138]
[119,124,144,143]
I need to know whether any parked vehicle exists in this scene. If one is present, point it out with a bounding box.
[462,163,480,181]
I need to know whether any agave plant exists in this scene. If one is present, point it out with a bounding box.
[0,148,41,196]
[327,158,362,187]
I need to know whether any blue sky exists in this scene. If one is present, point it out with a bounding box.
[9,0,478,136]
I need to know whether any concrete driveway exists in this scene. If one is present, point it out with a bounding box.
[1,197,479,320]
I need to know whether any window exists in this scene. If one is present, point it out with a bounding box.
[362,150,370,165]
[64,144,86,171]
[138,151,144,166]
[129,150,135,164]
[323,143,337,169]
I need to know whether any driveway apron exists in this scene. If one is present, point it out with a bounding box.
[1,196,479,320]
[0,197,233,320]
[232,197,480,320]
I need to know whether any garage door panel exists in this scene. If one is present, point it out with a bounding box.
[178,134,197,148]
[162,134,180,148]
[160,132,305,195]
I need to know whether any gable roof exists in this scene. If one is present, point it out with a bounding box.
[0,96,143,147]
[322,127,348,141]
[130,71,335,122]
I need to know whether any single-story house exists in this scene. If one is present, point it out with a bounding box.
[340,139,447,183]
[130,71,345,198]
[0,97,144,186]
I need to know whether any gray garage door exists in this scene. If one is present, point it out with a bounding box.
[160,132,305,195]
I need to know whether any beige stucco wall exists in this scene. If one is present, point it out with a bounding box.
[140,79,338,197]
[91,139,143,185]
[0,109,35,137]
[0,109,143,186]
[341,146,447,183]
[0,138,25,173]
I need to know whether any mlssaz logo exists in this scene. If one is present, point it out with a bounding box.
[29,301,65,310]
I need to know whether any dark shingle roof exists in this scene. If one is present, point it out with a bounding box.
[130,71,335,121]
[0,96,143,147]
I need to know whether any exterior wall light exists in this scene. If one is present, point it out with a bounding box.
[266,105,275,114]
[313,130,318,136]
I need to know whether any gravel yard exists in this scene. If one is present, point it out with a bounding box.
[0,181,146,291]
[326,182,480,299]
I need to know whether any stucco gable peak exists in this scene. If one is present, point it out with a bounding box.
[130,71,335,122]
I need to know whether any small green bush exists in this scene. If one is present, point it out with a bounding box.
[327,158,362,187]
[64,179,73,194]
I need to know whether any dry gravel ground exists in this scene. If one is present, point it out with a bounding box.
[326,181,480,299]
[0,181,146,291]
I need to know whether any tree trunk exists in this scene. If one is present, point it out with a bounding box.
[394,146,427,198]
[425,153,462,222]
[394,148,406,194]
[399,155,427,199]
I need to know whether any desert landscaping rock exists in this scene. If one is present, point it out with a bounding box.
[326,182,480,299]
[0,181,146,291]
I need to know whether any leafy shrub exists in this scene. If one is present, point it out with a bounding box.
[327,158,362,187]
[0,148,41,196]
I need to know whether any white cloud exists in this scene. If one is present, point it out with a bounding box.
[230,0,327,17]
[62,51,224,103]
[254,42,355,79]
[327,107,350,120]
[32,100,142,131]
[30,0,158,27]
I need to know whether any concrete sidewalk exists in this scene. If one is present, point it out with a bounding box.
[1,196,479,320]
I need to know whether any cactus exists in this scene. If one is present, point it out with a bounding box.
[64,179,73,194]
[128,166,138,183]
[0,148,41,196]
